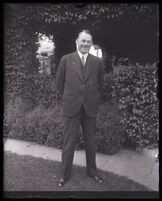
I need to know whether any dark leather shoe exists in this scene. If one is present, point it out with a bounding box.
[57,178,66,187]
[89,175,103,183]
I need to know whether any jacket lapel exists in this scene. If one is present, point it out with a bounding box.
[71,52,84,81]
[71,52,92,82]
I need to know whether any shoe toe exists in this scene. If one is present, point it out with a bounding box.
[57,178,66,187]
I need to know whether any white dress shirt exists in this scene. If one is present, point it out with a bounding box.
[77,51,89,65]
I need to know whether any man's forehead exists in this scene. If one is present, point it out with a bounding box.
[78,32,92,40]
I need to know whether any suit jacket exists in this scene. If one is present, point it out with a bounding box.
[56,51,105,117]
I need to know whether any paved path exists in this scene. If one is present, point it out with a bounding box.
[4,138,159,191]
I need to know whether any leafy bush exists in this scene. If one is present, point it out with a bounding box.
[4,99,63,148]
[101,71,114,103]
[112,62,159,149]
[21,74,58,108]
[5,64,59,109]
[4,96,125,154]
[4,98,81,149]
[24,105,64,147]
[4,96,34,139]
[96,98,125,154]
[4,65,26,102]
[5,62,158,152]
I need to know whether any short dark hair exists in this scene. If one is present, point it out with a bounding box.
[77,30,92,40]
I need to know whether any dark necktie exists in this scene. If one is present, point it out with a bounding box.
[81,55,85,66]
[81,55,86,76]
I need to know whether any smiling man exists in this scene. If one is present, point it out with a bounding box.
[56,30,105,187]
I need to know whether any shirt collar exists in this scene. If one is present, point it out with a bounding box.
[77,51,89,61]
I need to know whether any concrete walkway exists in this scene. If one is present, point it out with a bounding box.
[4,138,159,191]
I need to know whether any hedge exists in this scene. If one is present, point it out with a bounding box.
[4,62,159,153]
[111,62,159,148]
[4,95,124,154]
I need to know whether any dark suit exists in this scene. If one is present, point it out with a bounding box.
[56,51,105,180]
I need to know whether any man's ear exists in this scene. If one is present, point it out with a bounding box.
[75,39,78,45]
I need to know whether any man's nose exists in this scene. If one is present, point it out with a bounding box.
[84,41,89,45]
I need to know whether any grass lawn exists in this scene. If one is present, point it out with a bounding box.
[4,151,151,192]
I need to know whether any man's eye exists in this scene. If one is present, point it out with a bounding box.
[81,40,91,43]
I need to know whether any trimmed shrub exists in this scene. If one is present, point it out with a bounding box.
[4,95,34,138]
[96,97,125,154]
[21,74,58,108]
[5,100,64,148]
[101,71,115,103]
[112,62,159,149]
[5,69,59,109]
[4,97,125,154]
[4,99,82,149]
[24,105,64,147]
[5,62,158,153]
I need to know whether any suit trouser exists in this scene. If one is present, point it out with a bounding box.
[61,105,98,180]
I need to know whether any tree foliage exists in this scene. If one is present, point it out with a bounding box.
[4,3,158,91]
[4,3,158,67]
[6,3,158,24]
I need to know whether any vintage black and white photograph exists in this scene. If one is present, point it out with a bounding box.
[3,2,159,198]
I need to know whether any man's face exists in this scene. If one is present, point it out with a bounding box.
[76,32,92,54]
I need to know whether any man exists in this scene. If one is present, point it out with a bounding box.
[56,30,105,187]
